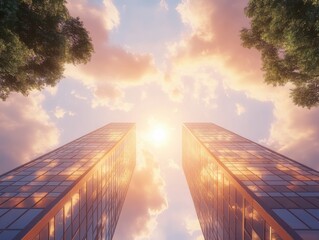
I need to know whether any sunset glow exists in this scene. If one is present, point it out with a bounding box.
[1,0,319,240]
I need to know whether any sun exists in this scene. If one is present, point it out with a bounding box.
[149,124,168,146]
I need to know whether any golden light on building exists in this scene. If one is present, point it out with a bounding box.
[183,123,319,240]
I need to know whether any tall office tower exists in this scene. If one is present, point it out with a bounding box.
[0,123,135,240]
[183,123,319,240]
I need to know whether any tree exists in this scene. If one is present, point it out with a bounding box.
[0,0,93,100]
[241,0,319,108]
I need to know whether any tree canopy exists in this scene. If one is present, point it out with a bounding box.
[241,0,319,108]
[0,0,93,100]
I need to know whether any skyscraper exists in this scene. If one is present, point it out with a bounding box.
[183,123,319,240]
[0,123,135,240]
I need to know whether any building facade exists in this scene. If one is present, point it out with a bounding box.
[0,123,136,240]
[183,123,319,240]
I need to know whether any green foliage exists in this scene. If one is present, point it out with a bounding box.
[241,0,319,108]
[0,0,93,100]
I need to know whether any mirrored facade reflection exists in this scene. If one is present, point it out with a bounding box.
[0,123,136,240]
[183,123,319,240]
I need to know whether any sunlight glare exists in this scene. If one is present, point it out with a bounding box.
[151,126,166,143]
[149,124,168,146]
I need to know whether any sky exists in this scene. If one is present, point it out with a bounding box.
[1,0,319,239]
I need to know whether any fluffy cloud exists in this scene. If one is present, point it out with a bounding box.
[162,0,266,103]
[113,149,167,240]
[171,0,268,98]
[90,83,133,111]
[266,93,319,170]
[170,0,319,170]
[53,106,75,119]
[66,0,157,110]
[162,59,220,103]
[184,217,202,237]
[45,86,58,96]
[0,93,59,175]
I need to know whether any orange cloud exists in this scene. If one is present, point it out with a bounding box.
[0,93,59,175]
[170,0,268,98]
[114,149,167,240]
[66,0,157,110]
[169,0,319,170]
[91,83,133,110]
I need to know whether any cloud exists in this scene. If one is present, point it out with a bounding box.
[265,94,319,170]
[169,0,319,170]
[168,158,180,170]
[159,0,169,11]
[114,149,167,240]
[162,58,220,103]
[68,0,120,32]
[161,0,256,104]
[45,86,58,96]
[53,106,75,119]
[71,90,88,101]
[161,75,184,102]
[53,106,66,119]
[90,83,133,111]
[0,93,59,175]
[66,0,157,110]
[140,91,147,101]
[184,216,201,236]
[236,103,246,116]
[167,0,269,102]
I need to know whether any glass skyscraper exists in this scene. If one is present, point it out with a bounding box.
[0,123,135,240]
[183,123,319,240]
